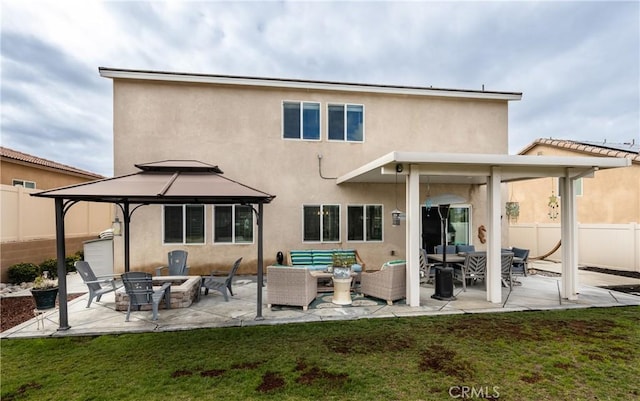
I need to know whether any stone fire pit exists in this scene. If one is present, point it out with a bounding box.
[115,276,201,311]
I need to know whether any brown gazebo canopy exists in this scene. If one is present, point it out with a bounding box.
[32,160,275,330]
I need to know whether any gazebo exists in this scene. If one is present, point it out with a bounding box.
[32,160,275,330]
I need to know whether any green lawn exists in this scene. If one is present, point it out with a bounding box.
[2,306,638,401]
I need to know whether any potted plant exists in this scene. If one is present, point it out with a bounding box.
[31,273,59,310]
[332,253,355,279]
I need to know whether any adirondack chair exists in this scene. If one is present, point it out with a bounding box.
[75,261,123,308]
[155,250,189,276]
[202,257,243,301]
[121,272,171,321]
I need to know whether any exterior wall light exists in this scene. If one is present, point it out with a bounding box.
[112,216,122,236]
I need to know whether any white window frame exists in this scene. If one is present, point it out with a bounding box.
[212,204,255,245]
[162,204,206,245]
[282,100,321,141]
[327,103,365,142]
[12,179,36,189]
[302,204,341,243]
[347,204,384,242]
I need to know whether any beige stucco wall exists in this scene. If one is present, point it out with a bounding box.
[508,144,639,224]
[112,79,512,274]
[1,160,95,190]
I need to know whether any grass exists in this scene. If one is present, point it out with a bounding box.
[1,306,639,400]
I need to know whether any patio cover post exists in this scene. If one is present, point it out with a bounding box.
[486,167,502,303]
[256,202,264,320]
[406,165,421,307]
[55,198,71,330]
[560,176,578,299]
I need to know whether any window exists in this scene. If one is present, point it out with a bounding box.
[328,104,364,142]
[163,205,205,244]
[12,179,36,189]
[282,101,320,140]
[213,205,254,244]
[303,205,340,242]
[348,205,383,241]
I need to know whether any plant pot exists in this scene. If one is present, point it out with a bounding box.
[31,287,59,310]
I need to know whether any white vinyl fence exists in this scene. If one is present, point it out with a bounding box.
[509,223,640,272]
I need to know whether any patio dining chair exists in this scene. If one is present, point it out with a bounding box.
[202,257,243,301]
[156,250,189,276]
[511,247,530,277]
[75,261,123,308]
[419,248,436,284]
[121,272,171,322]
[501,252,515,288]
[453,252,487,291]
[434,245,456,254]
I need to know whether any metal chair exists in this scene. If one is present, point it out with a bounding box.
[434,245,456,254]
[419,249,436,284]
[121,272,171,321]
[155,250,189,276]
[201,257,243,301]
[511,247,530,277]
[454,252,487,291]
[75,261,123,308]
[501,252,515,287]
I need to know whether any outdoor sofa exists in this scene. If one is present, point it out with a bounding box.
[286,249,366,272]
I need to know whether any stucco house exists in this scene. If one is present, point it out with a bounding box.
[0,147,110,281]
[508,138,640,272]
[96,67,629,307]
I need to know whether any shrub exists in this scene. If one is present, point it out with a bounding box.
[39,259,59,279]
[66,253,82,273]
[7,263,40,285]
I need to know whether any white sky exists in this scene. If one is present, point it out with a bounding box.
[1,0,638,177]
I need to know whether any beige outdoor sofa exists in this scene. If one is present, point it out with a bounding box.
[360,260,406,305]
[266,266,318,311]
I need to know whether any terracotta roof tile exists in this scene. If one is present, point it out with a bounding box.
[521,138,640,164]
[0,147,104,179]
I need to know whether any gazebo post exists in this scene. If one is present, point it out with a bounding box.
[123,202,131,272]
[255,202,264,320]
[55,198,71,331]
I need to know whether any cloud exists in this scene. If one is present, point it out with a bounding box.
[0,1,638,175]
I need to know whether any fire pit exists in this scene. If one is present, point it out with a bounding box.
[115,276,201,311]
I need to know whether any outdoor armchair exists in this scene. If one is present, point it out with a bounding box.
[75,260,123,308]
[202,257,243,301]
[156,250,189,276]
[360,261,406,305]
[267,266,317,310]
[419,249,436,284]
[121,272,171,322]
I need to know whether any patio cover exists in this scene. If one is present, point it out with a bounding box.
[337,151,631,307]
[32,160,275,330]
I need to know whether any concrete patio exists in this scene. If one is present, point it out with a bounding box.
[2,260,638,339]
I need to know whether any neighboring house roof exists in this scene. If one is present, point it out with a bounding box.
[519,138,640,164]
[99,67,523,102]
[0,146,104,179]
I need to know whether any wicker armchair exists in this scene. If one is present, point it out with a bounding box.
[360,261,406,305]
[267,266,317,311]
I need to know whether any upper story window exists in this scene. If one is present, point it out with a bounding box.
[328,104,364,142]
[347,205,383,242]
[12,179,36,189]
[213,205,254,244]
[283,101,320,140]
[303,204,340,242]
[164,205,205,244]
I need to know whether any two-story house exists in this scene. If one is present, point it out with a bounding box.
[96,67,629,306]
